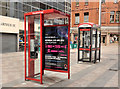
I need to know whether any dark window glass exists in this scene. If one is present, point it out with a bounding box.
[19,11,24,20]
[32,2,40,8]
[14,10,19,18]
[40,2,46,10]
[85,0,88,5]
[2,7,7,16]
[110,11,115,23]
[75,13,79,24]
[102,0,105,4]
[84,12,89,22]
[115,11,120,23]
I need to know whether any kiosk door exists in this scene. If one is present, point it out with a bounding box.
[25,15,41,78]
[78,29,91,62]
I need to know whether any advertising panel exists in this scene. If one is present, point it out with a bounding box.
[44,26,68,71]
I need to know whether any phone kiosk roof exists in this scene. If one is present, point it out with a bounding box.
[24,9,70,20]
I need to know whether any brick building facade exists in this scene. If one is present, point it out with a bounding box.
[71,0,120,45]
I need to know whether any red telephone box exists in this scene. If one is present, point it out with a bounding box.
[78,23,101,63]
[24,9,70,84]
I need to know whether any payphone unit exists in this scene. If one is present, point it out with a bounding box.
[78,23,101,63]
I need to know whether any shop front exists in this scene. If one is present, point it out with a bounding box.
[0,16,19,53]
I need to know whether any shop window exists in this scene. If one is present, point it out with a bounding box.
[110,11,115,23]
[115,11,120,23]
[75,13,79,24]
[84,12,89,22]
[85,0,88,5]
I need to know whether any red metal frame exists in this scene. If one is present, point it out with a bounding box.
[24,15,26,80]
[44,24,68,27]
[24,9,70,84]
[40,14,43,84]
[78,23,94,27]
[80,29,90,31]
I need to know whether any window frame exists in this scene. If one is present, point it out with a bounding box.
[75,13,80,24]
[84,12,89,22]
[115,11,120,23]
[110,11,115,23]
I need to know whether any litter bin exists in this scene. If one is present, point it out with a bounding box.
[70,44,74,49]
[73,44,77,48]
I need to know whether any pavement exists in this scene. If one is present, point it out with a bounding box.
[1,43,118,87]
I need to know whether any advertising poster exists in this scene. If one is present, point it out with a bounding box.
[44,26,68,71]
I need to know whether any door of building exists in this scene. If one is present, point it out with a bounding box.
[103,36,105,43]
[1,33,17,53]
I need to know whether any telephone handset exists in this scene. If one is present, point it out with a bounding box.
[30,39,38,59]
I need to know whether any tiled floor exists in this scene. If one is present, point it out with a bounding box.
[1,43,118,87]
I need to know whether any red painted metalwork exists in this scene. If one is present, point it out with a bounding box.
[24,9,70,84]
[28,16,35,77]
[26,77,40,82]
[68,16,70,79]
[33,73,40,76]
[44,69,68,73]
[78,22,94,27]
[79,48,90,51]
[80,29,90,31]
[24,15,26,80]
[40,14,43,84]
[44,24,68,27]
[24,9,69,17]
[28,16,31,77]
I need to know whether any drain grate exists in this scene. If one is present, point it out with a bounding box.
[109,68,118,71]
[110,59,116,60]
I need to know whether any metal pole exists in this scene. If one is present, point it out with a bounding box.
[99,0,102,27]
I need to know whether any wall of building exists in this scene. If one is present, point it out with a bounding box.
[71,1,120,27]
[71,1,120,45]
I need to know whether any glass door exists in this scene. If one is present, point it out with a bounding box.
[25,14,40,79]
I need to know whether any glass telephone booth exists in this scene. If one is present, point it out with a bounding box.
[24,9,70,84]
[78,23,101,63]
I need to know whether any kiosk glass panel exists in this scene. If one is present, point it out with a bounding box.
[80,31,90,48]
[26,15,40,78]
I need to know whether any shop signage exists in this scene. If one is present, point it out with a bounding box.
[0,22,16,27]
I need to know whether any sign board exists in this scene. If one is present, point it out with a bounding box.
[44,26,68,71]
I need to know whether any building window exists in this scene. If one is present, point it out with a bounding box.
[85,0,88,5]
[114,0,118,3]
[110,11,115,23]
[2,7,7,16]
[76,1,79,6]
[84,12,89,22]
[102,0,105,4]
[115,11,120,23]
[75,13,79,24]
